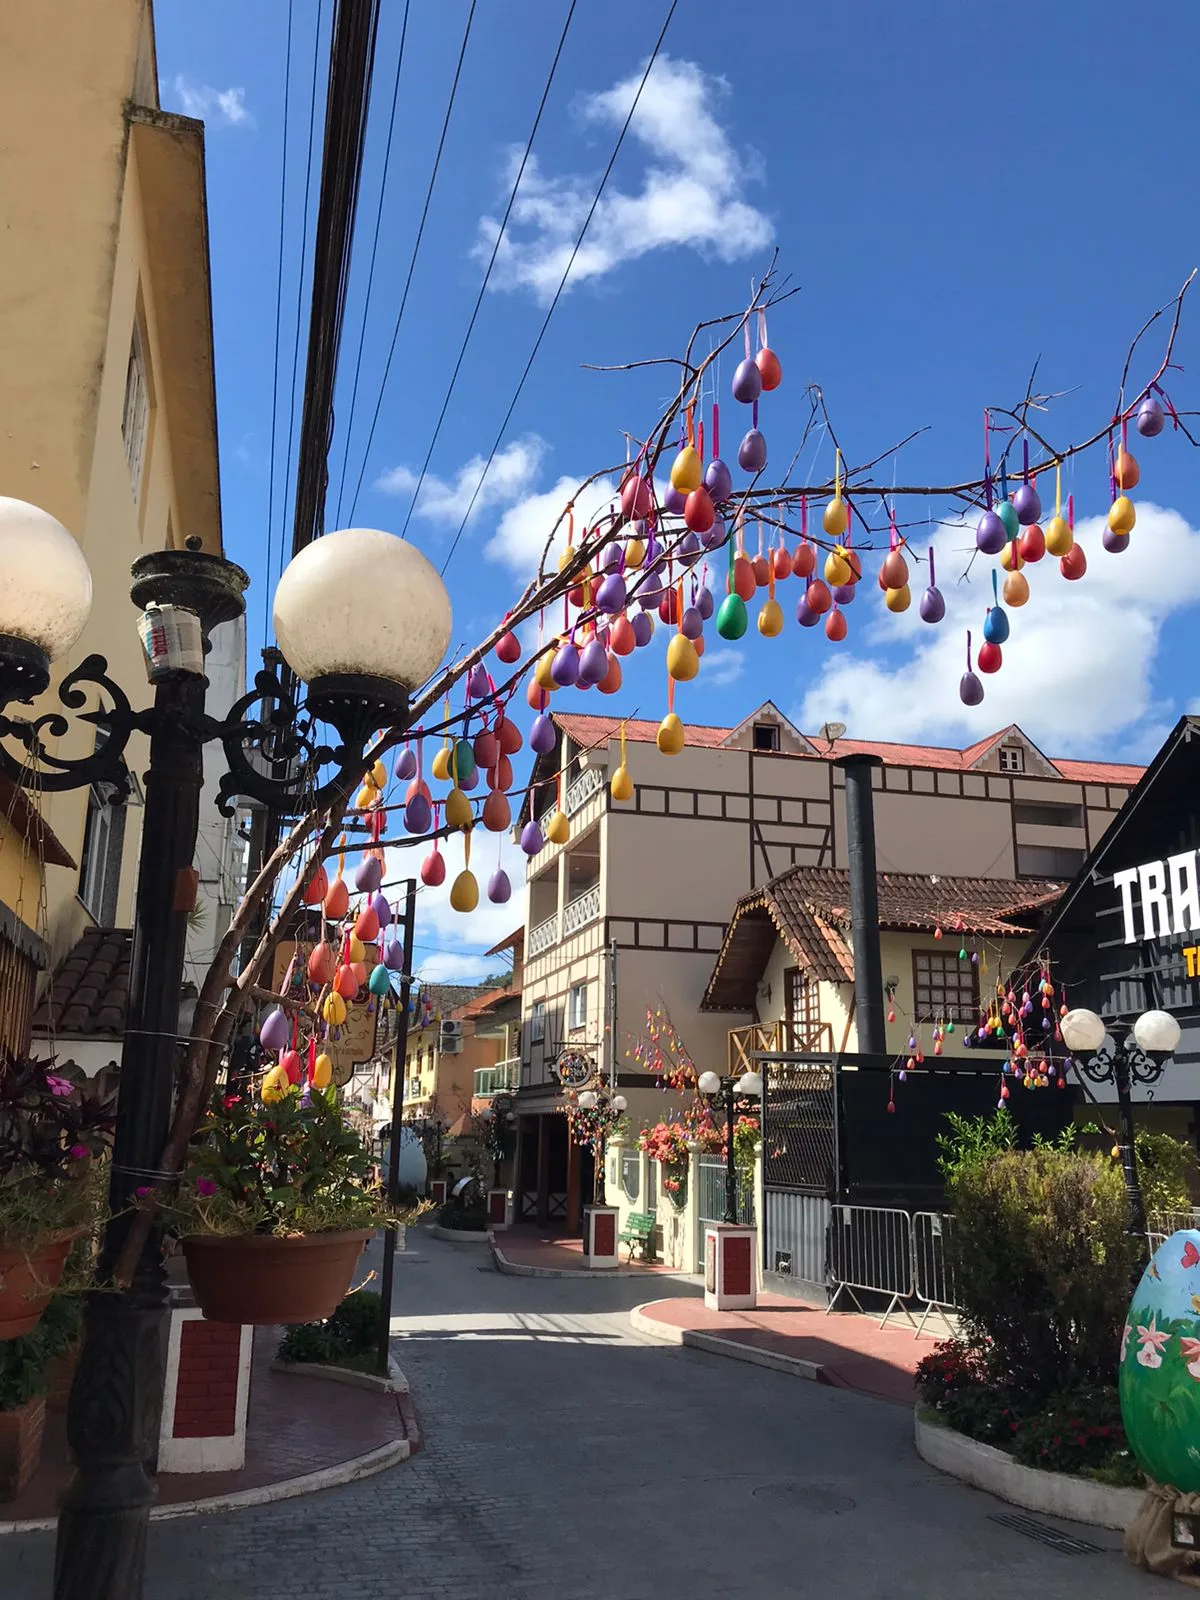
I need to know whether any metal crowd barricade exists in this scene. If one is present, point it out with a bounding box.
[826,1204,915,1329]
[911,1211,959,1339]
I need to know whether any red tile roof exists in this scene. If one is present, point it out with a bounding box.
[551,710,1144,787]
[33,929,132,1037]
[0,775,76,870]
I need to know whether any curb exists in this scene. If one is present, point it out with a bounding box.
[429,1225,491,1244]
[629,1302,823,1381]
[269,1356,409,1395]
[0,1435,411,1536]
[913,1410,1144,1531]
[491,1234,679,1280]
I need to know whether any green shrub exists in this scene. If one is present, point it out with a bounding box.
[437,1201,487,1231]
[914,1338,988,1408]
[942,1384,1033,1448]
[276,1321,342,1365]
[276,1289,383,1367]
[0,1329,46,1413]
[1011,1386,1131,1479]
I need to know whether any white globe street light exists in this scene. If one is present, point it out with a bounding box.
[0,496,93,697]
[1132,1009,1183,1055]
[577,1090,598,1111]
[697,1070,721,1096]
[736,1070,764,1098]
[1060,1007,1106,1055]
[611,1094,627,1113]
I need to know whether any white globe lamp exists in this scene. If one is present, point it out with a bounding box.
[577,1090,598,1111]
[1133,1009,1182,1055]
[736,1070,764,1098]
[1060,1007,1106,1055]
[611,1094,627,1113]
[0,497,93,698]
[697,1070,721,1096]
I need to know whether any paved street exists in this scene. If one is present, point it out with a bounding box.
[8,1231,1156,1599]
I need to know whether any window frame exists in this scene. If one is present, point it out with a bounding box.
[998,745,1025,774]
[753,722,781,752]
[78,780,127,926]
[783,966,820,1041]
[529,1000,546,1043]
[122,322,150,502]
[1015,842,1087,880]
[911,947,980,1024]
[568,981,587,1033]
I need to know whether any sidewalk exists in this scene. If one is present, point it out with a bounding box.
[632,1291,924,1404]
[1,1324,418,1533]
[490,1227,687,1279]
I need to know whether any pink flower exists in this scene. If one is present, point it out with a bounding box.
[45,1074,73,1097]
[195,1177,217,1198]
[69,1144,89,1160]
[1136,1317,1170,1369]
[135,1185,152,1199]
[1180,1337,1200,1380]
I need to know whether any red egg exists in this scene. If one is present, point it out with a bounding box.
[495,630,521,665]
[609,613,636,656]
[355,906,380,942]
[1019,523,1045,563]
[473,728,499,770]
[658,588,680,625]
[307,943,336,985]
[684,486,715,533]
[493,754,514,791]
[301,866,329,906]
[420,849,446,888]
[496,716,523,755]
[752,555,771,588]
[693,634,706,658]
[1060,545,1087,581]
[825,609,847,642]
[482,788,511,831]
[756,347,783,390]
[732,556,757,601]
[334,964,360,1000]
[772,546,791,580]
[978,641,1003,674]
[805,579,832,616]
[791,542,816,579]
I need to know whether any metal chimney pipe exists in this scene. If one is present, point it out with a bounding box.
[836,753,886,1055]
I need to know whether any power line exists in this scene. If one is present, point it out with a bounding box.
[438,0,679,578]
[332,0,412,531]
[396,0,577,542]
[263,2,294,642]
[346,0,479,523]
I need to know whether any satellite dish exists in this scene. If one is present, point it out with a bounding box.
[820,721,847,749]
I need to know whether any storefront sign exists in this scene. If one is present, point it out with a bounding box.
[1114,854,1200,945]
[554,1050,593,1088]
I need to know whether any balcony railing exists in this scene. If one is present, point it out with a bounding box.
[473,1057,520,1097]
[566,765,604,815]
[528,914,559,958]
[562,883,601,937]
[728,1020,834,1075]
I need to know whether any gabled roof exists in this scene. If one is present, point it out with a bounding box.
[34,930,132,1038]
[960,724,1061,780]
[718,701,816,753]
[702,867,1065,1011]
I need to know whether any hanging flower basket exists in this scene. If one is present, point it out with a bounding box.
[181,1230,373,1326]
[0,1233,77,1340]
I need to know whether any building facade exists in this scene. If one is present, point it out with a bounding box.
[513,701,1142,1226]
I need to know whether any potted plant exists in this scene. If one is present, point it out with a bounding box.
[639,1121,691,1208]
[169,1081,389,1326]
[0,1325,48,1499]
[0,1054,111,1340]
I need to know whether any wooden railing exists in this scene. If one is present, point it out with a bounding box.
[728,1020,834,1075]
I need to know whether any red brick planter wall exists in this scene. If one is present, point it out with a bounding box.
[173,1319,241,1439]
[0,1396,45,1500]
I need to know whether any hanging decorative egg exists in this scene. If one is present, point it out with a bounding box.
[620,472,652,520]
[879,548,908,589]
[1060,545,1087,581]
[1018,523,1045,563]
[756,346,782,390]
[551,639,580,687]
[1108,495,1136,536]
[1012,480,1042,526]
[792,542,816,579]
[825,547,852,587]
[1114,449,1140,490]
[529,713,556,754]
[259,1006,290,1054]
[696,586,714,620]
[670,443,703,493]
[403,785,432,836]
[795,596,819,628]
[757,597,784,637]
[732,555,756,602]
[976,510,1007,555]
[495,628,521,665]
[667,633,700,681]
[279,1048,302,1086]
[680,606,704,640]
[487,869,511,905]
[301,865,329,906]
[307,943,336,985]
[421,846,446,887]
[611,764,634,802]
[519,820,544,856]
[545,811,570,845]
[999,540,1024,572]
[825,608,847,642]
[324,875,350,920]
[355,855,383,893]
[260,1064,291,1104]
[752,554,770,587]
[1043,513,1073,557]
[716,593,748,640]
[772,544,791,581]
[658,587,680,626]
[656,712,685,755]
[368,963,391,999]
[625,536,646,568]
[482,788,511,832]
[466,662,490,700]
[496,716,522,756]
[347,933,366,964]
[732,357,762,404]
[960,632,984,705]
[1103,527,1130,555]
[884,585,911,614]
[451,739,476,784]
[663,484,687,515]
[595,571,627,613]
[823,496,848,538]
[978,640,1003,673]
[705,458,732,502]
[677,531,704,568]
[1002,569,1030,607]
[805,579,833,616]
[334,962,360,1000]
[832,582,857,608]
[738,430,767,473]
[609,613,636,656]
[393,746,417,783]
[578,636,610,687]
[684,486,715,532]
[323,991,348,1027]
[996,498,1019,540]
[444,787,472,831]
[983,572,1010,643]
[920,547,945,623]
[431,743,451,782]
[450,870,478,913]
[1136,394,1165,437]
[312,1053,333,1090]
[631,610,654,648]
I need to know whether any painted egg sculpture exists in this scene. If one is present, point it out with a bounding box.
[1120,1230,1200,1492]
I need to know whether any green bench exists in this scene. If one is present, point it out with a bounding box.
[619,1211,656,1262]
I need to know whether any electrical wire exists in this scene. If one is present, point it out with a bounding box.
[438,0,679,578]
[346,0,479,523]
[263,2,295,643]
[332,0,411,530]
[396,0,577,542]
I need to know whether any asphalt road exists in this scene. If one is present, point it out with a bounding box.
[6,1230,1157,1599]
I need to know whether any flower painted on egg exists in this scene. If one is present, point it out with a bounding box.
[1136,1316,1169,1369]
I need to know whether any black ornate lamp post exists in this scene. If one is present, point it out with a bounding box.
[0,501,451,1599]
[575,1086,627,1202]
[1060,1005,1182,1241]
[696,1068,763,1223]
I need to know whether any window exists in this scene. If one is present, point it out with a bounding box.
[1016,843,1086,879]
[753,722,780,752]
[568,982,587,1032]
[998,746,1025,773]
[122,324,150,500]
[784,967,820,1043]
[912,949,979,1024]
[529,1001,546,1043]
[1013,801,1084,829]
[78,782,127,925]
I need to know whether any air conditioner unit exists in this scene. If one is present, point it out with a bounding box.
[440,1019,464,1054]
[441,1020,463,1038]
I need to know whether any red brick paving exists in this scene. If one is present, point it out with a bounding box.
[2,1324,414,1522]
[495,1228,680,1274]
[637,1292,922,1405]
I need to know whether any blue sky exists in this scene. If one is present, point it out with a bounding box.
[157,0,1200,977]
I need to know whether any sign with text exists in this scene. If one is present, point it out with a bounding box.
[554,1050,594,1088]
[1114,854,1200,946]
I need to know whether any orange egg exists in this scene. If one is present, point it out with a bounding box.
[732,556,757,602]
[1114,449,1140,490]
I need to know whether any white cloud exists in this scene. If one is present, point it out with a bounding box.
[485,473,616,575]
[171,76,253,127]
[386,829,526,971]
[477,56,773,301]
[414,951,506,985]
[794,503,1200,756]
[699,648,745,689]
[375,436,546,525]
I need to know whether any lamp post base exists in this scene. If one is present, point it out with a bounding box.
[703,1224,758,1311]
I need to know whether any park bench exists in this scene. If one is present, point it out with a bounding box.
[618,1211,656,1262]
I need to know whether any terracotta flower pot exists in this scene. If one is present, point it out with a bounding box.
[181,1231,373,1325]
[0,1235,75,1340]
[0,1395,45,1500]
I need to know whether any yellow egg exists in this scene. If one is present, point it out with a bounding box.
[445,786,473,831]
[1108,495,1136,536]
[534,652,557,691]
[666,633,700,681]
[999,542,1025,571]
[347,934,366,964]
[355,782,378,811]
[449,870,479,913]
[261,1065,291,1105]
[757,598,784,637]
[369,760,387,789]
[670,444,703,494]
[1003,570,1030,607]
[431,744,451,782]
[322,991,347,1026]
[625,538,646,569]
[656,713,685,755]
[822,496,848,538]
[312,1053,333,1090]
[545,810,570,845]
[824,548,851,586]
[884,584,911,614]
[557,545,577,573]
[610,763,634,802]
[1043,515,1073,556]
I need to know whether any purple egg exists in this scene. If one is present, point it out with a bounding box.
[677,531,703,568]
[696,586,715,621]
[371,892,391,928]
[1012,482,1042,526]
[259,1006,290,1054]
[795,597,820,628]
[1137,395,1165,437]
[467,661,491,699]
[663,484,687,515]
[832,582,857,607]
[519,820,544,856]
[551,640,580,687]
[578,638,609,686]
[705,458,733,502]
[403,792,432,835]
[680,606,704,639]
[487,868,512,905]
[394,746,417,782]
[530,713,556,754]
[596,572,627,613]
[959,671,985,706]
[1103,527,1130,554]
[738,429,767,473]
[976,511,1007,555]
[632,610,654,647]
[701,517,728,553]
[460,765,479,793]
[601,541,624,572]
[383,932,405,972]
[638,565,665,608]
[355,854,383,893]
[919,586,946,623]
[732,357,763,404]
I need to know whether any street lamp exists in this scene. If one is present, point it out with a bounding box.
[0,501,451,1600]
[1060,1005,1182,1239]
[697,1069,763,1223]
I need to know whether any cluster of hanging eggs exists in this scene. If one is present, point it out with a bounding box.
[962,968,1067,1099]
[1102,388,1169,554]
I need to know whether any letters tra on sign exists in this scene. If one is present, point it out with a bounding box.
[1114,854,1200,959]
